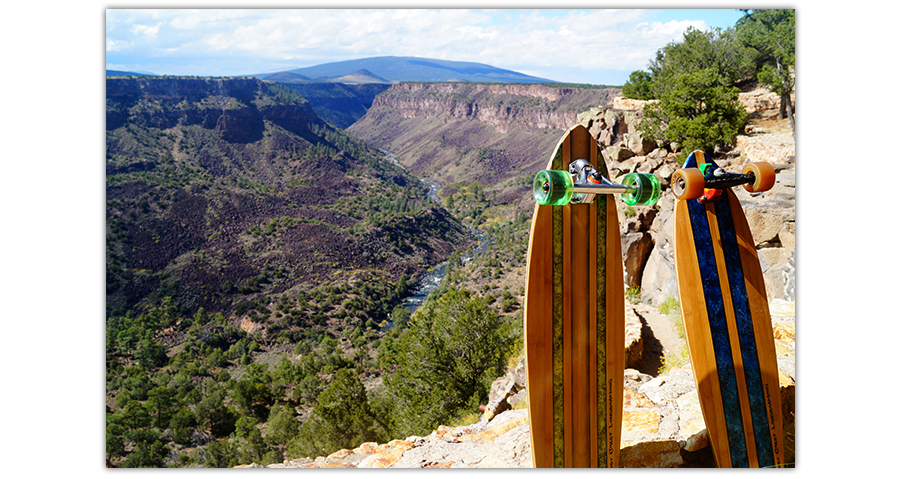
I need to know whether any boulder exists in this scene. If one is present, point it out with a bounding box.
[640,197,677,306]
[606,143,634,162]
[621,232,653,288]
[620,440,684,468]
[612,96,658,111]
[624,309,644,368]
[479,375,518,422]
[625,131,657,157]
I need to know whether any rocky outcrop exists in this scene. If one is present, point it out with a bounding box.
[622,301,796,467]
[577,92,796,305]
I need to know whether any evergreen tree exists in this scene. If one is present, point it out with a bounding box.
[106,423,126,465]
[382,288,515,436]
[293,367,386,457]
[145,386,176,429]
[169,406,196,445]
[265,403,299,448]
[622,70,654,100]
[737,9,796,130]
[638,27,750,158]
[195,388,237,438]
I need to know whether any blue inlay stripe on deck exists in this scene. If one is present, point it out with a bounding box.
[714,194,775,467]
[686,197,749,468]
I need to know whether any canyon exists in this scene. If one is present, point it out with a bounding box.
[105,76,795,468]
[349,81,795,306]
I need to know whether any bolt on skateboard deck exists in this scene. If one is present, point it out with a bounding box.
[672,150,784,468]
[524,124,659,468]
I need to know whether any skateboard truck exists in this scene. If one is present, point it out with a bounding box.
[672,153,776,201]
[533,159,661,207]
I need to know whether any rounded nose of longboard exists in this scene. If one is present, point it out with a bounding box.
[533,170,574,206]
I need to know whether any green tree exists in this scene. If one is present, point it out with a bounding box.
[145,386,176,429]
[648,27,754,94]
[134,336,167,370]
[622,70,654,100]
[737,9,796,130]
[169,406,196,445]
[230,365,275,419]
[196,388,237,438]
[106,423,126,466]
[118,399,151,430]
[204,438,236,468]
[382,288,515,436]
[121,429,165,467]
[639,27,750,158]
[265,403,299,449]
[293,368,386,457]
[641,69,748,158]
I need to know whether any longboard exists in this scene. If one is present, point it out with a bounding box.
[672,150,784,468]
[524,124,625,468]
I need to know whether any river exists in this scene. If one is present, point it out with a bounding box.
[379,150,492,328]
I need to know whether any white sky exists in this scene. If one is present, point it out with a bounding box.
[105,7,747,85]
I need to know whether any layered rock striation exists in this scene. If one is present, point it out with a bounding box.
[364,82,619,134]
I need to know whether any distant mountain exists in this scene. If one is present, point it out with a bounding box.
[331,69,391,84]
[263,71,313,82]
[106,69,156,77]
[255,56,555,84]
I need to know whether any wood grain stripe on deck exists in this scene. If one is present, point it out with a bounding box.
[728,192,785,467]
[714,191,774,467]
[686,195,750,468]
[603,193,623,468]
[524,202,554,468]
[675,198,732,467]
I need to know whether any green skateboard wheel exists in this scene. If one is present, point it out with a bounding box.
[621,173,661,206]
[533,170,573,206]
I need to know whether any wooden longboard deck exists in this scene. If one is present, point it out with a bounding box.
[673,151,785,468]
[524,124,624,468]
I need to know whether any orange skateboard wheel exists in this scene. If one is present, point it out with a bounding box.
[672,168,705,200]
[741,162,776,193]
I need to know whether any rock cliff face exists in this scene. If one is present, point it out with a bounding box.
[369,83,617,133]
[106,77,324,142]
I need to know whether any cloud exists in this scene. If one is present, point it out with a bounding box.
[131,23,160,38]
[106,39,129,52]
[105,8,726,83]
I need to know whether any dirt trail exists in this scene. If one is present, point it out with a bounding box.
[630,303,687,377]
